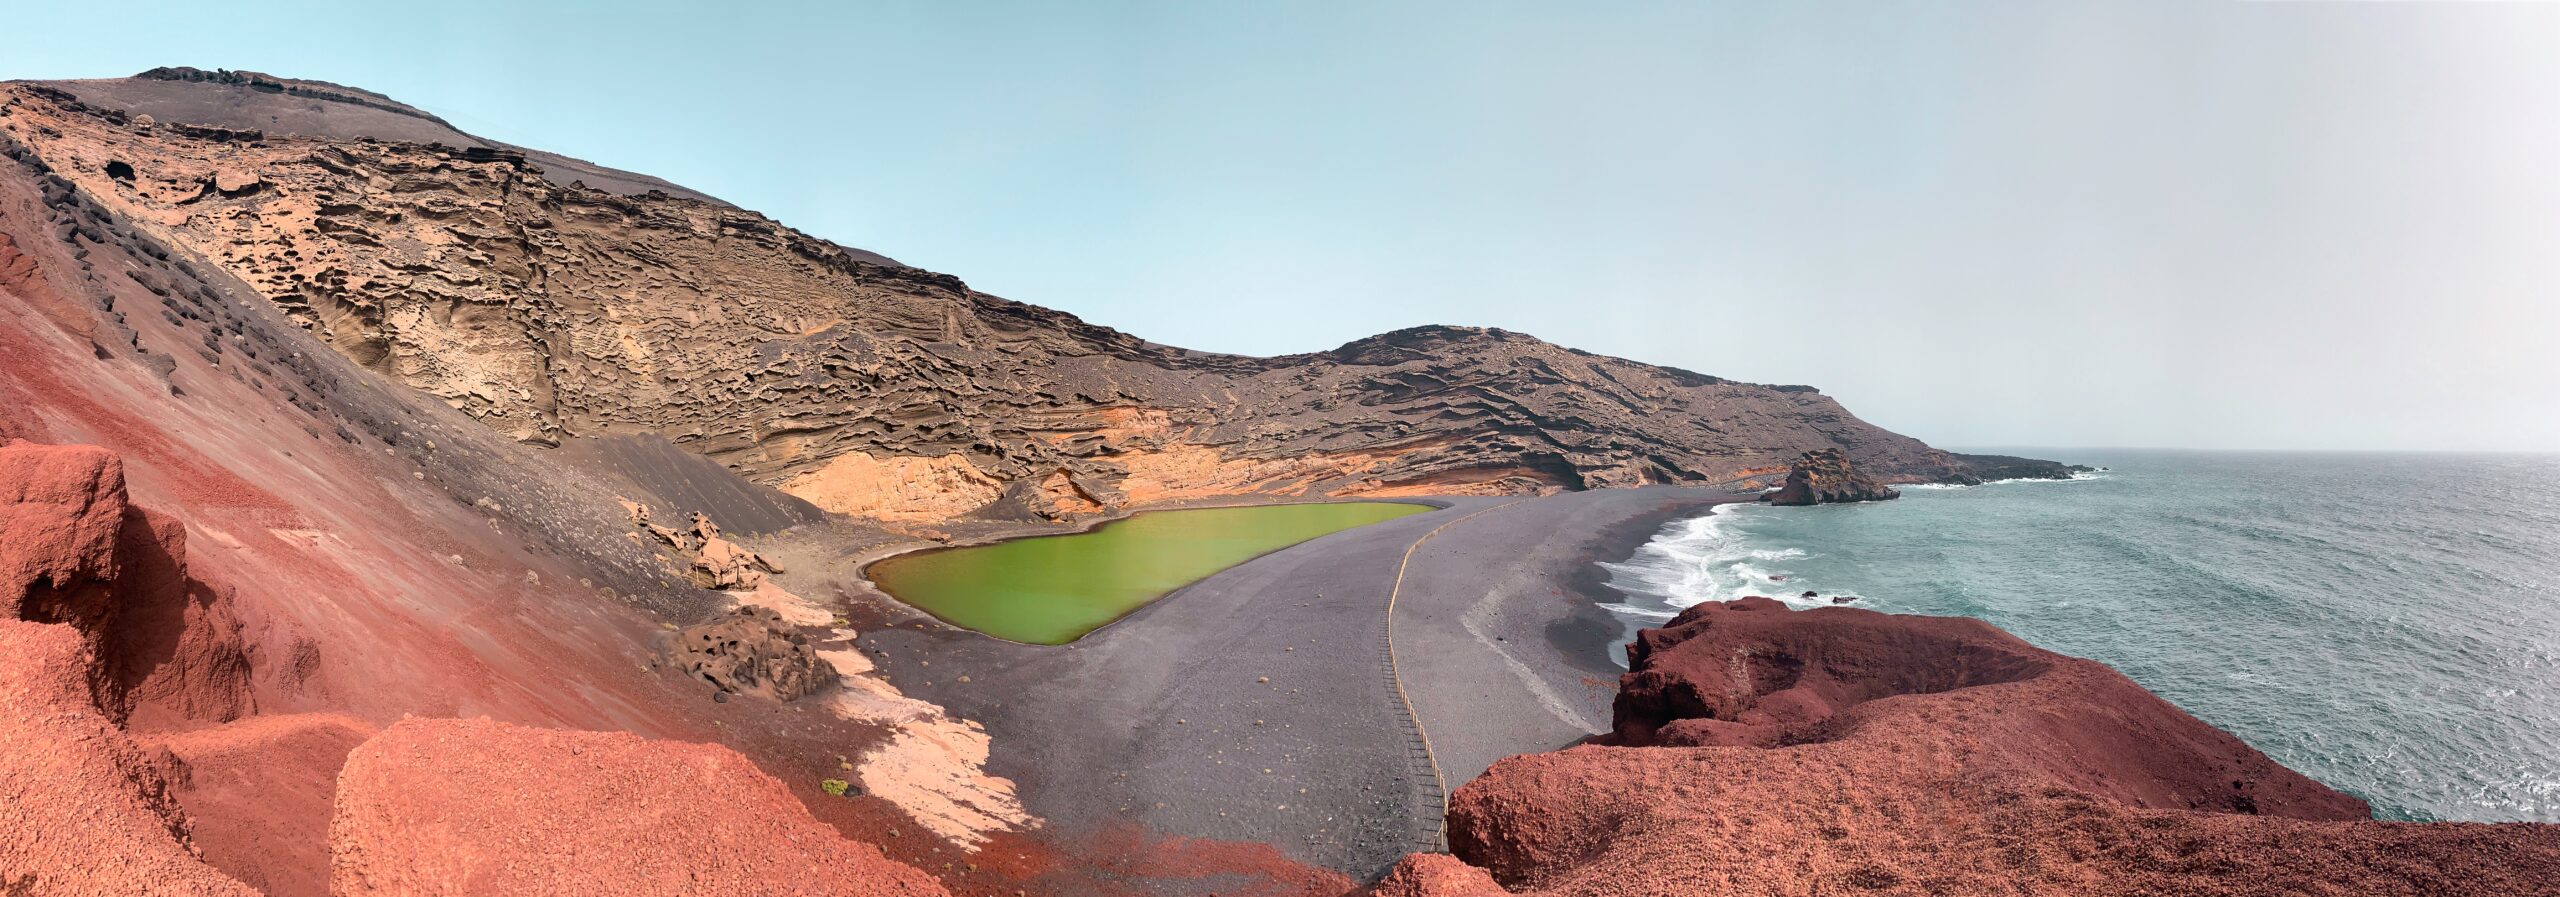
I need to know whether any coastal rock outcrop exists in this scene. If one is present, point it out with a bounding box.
[1376,597,2560,896]
[327,717,949,897]
[1944,451,2093,483]
[1760,447,1899,506]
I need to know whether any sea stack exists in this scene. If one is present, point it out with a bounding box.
[1762,448,1901,506]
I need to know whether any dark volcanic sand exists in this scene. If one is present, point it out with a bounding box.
[839,486,1750,881]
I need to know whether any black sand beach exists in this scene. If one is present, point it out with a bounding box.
[840,486,1748,876]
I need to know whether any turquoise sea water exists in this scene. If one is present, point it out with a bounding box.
[1599,450,2560,823]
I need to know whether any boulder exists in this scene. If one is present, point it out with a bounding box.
[1,441,130,624]
[673,605,827,701]
[1,441,251,725]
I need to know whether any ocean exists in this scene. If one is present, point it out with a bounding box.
[1598,449,2560,823]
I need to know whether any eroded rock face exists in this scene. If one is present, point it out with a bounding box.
[0,77,2048,524]
[1377,598,2560,897]
[1,442,260,895]
[0,441,252,726]
[1760,447,1899,506]
[328,717,948,897]
[673,605,827,701]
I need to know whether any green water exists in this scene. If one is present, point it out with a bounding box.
[867,501,1431,644]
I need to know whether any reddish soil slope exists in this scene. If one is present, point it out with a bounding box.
[0,441,953,896]
[1370,597,2560,896]
[330,717,948,896]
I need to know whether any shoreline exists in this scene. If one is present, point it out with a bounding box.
[821,486,1760,878]
[1558,493,1759,668]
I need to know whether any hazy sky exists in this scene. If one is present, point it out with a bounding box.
[9,1,2555,451]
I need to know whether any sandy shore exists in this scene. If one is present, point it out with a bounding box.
[838,485,1748,879]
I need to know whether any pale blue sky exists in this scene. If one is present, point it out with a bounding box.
[8,1,2555,451]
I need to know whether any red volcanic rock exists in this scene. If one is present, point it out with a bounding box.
[1608,596,2361,816]
[329,717,949,897]
[1,441,130,624]
[1380,598,2560,896]
[154,713,378,897]
[1761,447,1898,506]
[0,620,255,896]
[0,441,253,727]
[1358,854,1507,897]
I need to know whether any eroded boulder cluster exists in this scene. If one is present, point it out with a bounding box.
[620,499,784,590]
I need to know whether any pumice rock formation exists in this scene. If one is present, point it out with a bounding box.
[1368,598,2560,896]
[1760,447,1900,505]
[0,71,2069,526]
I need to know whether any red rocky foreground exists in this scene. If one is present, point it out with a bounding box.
[0,442,947,896]
[1368,597,2560,897]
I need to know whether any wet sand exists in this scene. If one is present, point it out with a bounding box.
[841,486,1748,879]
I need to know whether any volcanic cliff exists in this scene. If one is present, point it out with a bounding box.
[0,70,2065,525]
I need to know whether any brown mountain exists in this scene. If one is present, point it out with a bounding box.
[0,70,2066,522]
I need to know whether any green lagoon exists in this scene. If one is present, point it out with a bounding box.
[866,501,1431,644]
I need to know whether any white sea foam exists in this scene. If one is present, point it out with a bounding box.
[1600,503,1839,614]
[1902,471,2108,491]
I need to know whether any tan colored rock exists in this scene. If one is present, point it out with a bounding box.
[209,168,258,194]
[783,452,1005,522]
[691,534,766,590]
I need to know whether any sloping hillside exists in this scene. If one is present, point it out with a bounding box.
[2,71,2057,524]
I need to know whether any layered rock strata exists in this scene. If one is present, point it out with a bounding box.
[2,74,2059,525]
